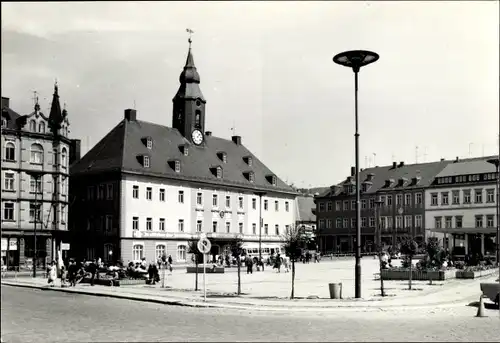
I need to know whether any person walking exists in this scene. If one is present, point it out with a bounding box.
[67,259,77,287]
[88,259,97,286]
[47,261,57,287]
[246,255,253,274]
[274,254,282,273]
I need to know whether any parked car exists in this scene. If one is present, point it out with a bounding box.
[480,282,500,306]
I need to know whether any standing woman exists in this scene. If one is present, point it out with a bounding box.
[47,261,57,287]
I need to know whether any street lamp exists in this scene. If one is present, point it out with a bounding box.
[333,50,379,299]
[374,196,385,297]
[26,170,46,278]
[486,158,500,270]
[254,191,267,265]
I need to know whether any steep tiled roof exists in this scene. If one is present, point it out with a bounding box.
[1,102,23,130]
[436,157,498,177]
[71,118,296,195]
[297,196,316,222]
[316,156,497,199]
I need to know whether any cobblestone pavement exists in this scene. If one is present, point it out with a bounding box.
[2,286,499,342]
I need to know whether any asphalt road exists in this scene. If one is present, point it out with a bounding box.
[1,286,499,342]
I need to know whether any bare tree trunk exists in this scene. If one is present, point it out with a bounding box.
[291,259,295,299]
[408,255,413,290]
[195,255,198,291]
[237,257,241,295]
[378,252,385,296]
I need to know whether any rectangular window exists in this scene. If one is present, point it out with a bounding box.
[196,220,202,232]
[343,218,349,228]
[319,202,325,212]
[178,190,184,203]
[361,217,367,228]
[29,203,41,222]
[285,201,290,212]
[146,217,152,231]
[380,217,386,229]
[98,184,105,199]
[132,185,139,199]
[239,222,243,234]
[336,218,342,228]
[213,194,219,207]
[369,217,375,227]
[319,219,325,229]
[455,216,463,228]
[486,189,495,203]
[226,222,231,233]
[452,191,460,205]
[4,172,15,191]
[285,225,290,234]
[132,217,139,230]
[252,198,257,210]
[275,200,279,211]
[159,189,166,202]
[106,215,113,232]
[463,190,471,204]
[252,223,256,234]
[404,215,412,228]
[264,224,269,235]
[106,184,113,200]
[431,193,438,206]
[178,219,184,232]
[87,186,94,200]
[351,200,356,210]
[146,187,152,200]
[30,175,42,193]
[343,201,349,210]
[415,215,422,228]
[335,201,341,211]
[486,215,494,228]
[264,200,268,211]
[475,215,483,228]
[239,196,244,209]
[143,156,150,168]
[361,200,367,209]
[159,218,165,231]
[327,202,332,211]
[441,192,449,205]
[415,193,423,205]
[474,189,483,203]
[396,216,403,228]
[369,198,375,209]
[275,224,279,235]
[351,218,356,228]
[396,194,403,206]
[386,195,392,207]
[405,194,412,206]
[387,217,393,228]
[174,161,180,173]
[196,192,203,205]
[225,195,231,208]
[212,221,218,233]
[326,219,332,229]
[434,217,442,229]
[445,216,452,228]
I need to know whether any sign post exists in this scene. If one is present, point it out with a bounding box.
[197,236,211,302]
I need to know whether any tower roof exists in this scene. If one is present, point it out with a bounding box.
[48,82,64,131]
[174,40,205,101]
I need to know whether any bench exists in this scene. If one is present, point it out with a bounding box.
[186,266,225,274]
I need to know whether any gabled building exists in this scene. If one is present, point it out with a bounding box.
[426,156,498,258]
[69,40,297,264]
[1,85,78,269]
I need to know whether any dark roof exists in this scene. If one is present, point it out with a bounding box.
[175,48,205,101]
[436,157,498,177]
[296,196,316,222]
[71,118,297,195]
[316,156,496,199]
[1,105,22,130]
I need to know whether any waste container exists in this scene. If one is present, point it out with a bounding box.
[328,282,342,299]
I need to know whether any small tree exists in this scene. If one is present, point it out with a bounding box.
[400,238,419,290]
[282,225,305,299]
[425,237,445,285]
[229,236,244,295]
[188,240,204,291]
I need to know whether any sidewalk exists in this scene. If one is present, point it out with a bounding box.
[2,272,497,313]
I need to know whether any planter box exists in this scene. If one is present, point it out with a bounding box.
[456,268,498,279]
[186,266,225,274]
[381,269,456,281]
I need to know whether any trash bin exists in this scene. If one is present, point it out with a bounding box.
[328,283,342,299]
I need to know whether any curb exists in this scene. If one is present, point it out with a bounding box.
[1,281,475,313]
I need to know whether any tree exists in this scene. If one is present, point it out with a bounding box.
[425,237,445,285]
[400,238,419,290]
[187,240,204,291]
[282,225,305,299]
[229,236,245,295]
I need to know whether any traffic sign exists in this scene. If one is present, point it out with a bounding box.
[197,238,211,254]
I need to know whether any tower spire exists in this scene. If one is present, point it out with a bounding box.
[48,81,63,133]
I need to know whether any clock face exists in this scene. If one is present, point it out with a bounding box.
[192,129,203,145]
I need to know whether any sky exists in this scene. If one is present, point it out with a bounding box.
[1,1,499,188]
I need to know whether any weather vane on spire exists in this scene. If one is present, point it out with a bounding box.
[186,28,194,47]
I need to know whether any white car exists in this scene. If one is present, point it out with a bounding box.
[480,282,500,306]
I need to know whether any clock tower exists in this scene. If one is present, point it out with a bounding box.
[172,36,206,146]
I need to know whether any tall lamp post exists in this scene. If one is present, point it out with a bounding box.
[374,196,385,296]
[26,170,46,278]
[486,158,500,270]
[333,50,379,298]
[254,191,267,264]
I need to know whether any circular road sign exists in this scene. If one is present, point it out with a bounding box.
[197,238,211,254]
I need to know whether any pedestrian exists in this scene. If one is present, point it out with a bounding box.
[68,259,77,287]
[246,255,253,274]
[274,254,282,273]
[88,259,97,286]
[47,261,57,287]
[148,262,155,285]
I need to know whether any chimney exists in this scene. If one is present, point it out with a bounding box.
[124,109,137,121]
[350,166,355,176]
[1,97,10,108]
[399,161,405,167]
[69,139,81,164]
[440,158,445,161]
[392,162,397,169]
[454,156,459,163]
[231,135,242,145]
[205,131,212,136]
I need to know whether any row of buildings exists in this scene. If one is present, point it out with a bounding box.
[1,40,306,269]
[314,157,499,258]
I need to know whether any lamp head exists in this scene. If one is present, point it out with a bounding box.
[333,50,379,73]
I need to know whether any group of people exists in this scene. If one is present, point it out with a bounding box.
[46,258,104,287]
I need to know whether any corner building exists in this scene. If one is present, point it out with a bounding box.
[69,42,297,264]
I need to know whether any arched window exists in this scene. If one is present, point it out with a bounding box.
[195,110,201,128]
[4,142,15,161]
[39,122,45,133]
[155,244,166,260]
[61,148,67,168]
[30,144,44,164]
[132,244,144,261]
[104,244,113,262]
[177,245,187,262]
[29,120,36,132]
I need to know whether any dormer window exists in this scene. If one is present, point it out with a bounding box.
[178,144,189,156]
[243,156,253,167]
[384,179,394,188]
[265,174,277,186]
[344,184,353,194]
[210,166,223,179]
[141,136,153,149]
[30,120,36,132]
[361,182,372,192]
[168,160,181,173]
[412,176,421,185]
[217,152,227,163]
[398,178,407,187]
[243,171,255,183]
[143,155,150,168]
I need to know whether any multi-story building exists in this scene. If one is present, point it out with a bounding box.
[1,86,79,269]
[315,160,456,254]
[296,195,317,250]
[426,157,498,258]
[69,41,297,264]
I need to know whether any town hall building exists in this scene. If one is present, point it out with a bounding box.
[69,39,298,264]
